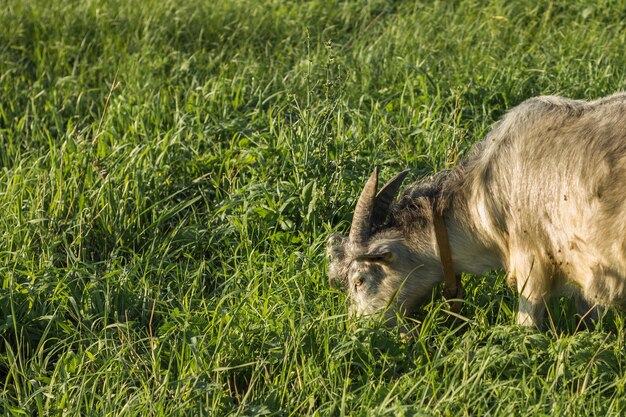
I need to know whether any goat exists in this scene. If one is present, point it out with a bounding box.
[327,92,626,328]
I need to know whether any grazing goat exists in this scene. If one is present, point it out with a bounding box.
[327,93,626,328]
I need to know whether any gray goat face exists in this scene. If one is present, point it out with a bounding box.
[327,232,430,318]
[326,169,436,319]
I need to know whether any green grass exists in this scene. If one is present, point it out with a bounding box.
[1,0,625,415]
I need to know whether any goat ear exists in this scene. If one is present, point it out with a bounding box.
[327,234,347,289]
[356,251,395,264]
[327,234,347,264]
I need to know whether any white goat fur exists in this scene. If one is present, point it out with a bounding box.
[327,92,626,328]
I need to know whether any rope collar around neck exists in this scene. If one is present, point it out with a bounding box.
[432,210,464,313]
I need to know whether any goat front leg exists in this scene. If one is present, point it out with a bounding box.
[509,252,551,328]
[517,292,546,328]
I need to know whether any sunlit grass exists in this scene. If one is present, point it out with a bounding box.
[0,0,625,415]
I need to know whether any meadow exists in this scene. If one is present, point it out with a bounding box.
[1,0,626,415]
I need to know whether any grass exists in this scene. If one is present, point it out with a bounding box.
[0,0,625,415]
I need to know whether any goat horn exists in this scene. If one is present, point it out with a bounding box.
[349,168,378,245]
[372,169,410,228]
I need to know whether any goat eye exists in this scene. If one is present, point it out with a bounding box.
[354,276,364,289]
